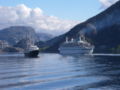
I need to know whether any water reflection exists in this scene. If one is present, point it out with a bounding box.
[0,53,120,89]
[70,56,120,90]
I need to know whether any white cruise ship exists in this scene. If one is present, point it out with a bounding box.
[58,35,94,55]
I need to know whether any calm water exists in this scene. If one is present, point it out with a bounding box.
[0,53,120,90]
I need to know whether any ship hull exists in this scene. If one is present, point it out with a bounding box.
[59,48,93,55]
[24,50,39,57]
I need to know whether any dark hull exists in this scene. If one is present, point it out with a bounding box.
[24,50,39,57]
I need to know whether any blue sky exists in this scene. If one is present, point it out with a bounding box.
[0,0,118,35]
[0,0,102,21]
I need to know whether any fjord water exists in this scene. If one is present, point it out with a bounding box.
[0,54,120,90]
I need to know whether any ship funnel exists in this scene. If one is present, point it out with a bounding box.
[65,37,69,43]
[71,38,74,43]
[79,36,82,41]
[79,34,85,41]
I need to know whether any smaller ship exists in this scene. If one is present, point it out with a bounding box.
[24,45,39,57]
[59,35,94,55]
[24,38,39,57]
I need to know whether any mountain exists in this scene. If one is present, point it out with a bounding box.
[39,1,120,53]
[37,32,53,41]
[0,26,39,45]
[14,38,45,50]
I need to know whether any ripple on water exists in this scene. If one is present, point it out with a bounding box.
[0,53,120,89]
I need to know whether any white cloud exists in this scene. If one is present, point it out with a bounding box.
[0,4,80,36]
[99,0,119,8]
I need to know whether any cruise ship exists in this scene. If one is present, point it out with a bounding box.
[58,35,94,55]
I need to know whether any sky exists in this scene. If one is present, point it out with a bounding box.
[0,0,118,36]
[0,0,101,21]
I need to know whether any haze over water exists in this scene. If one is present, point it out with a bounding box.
[0,53,120,90]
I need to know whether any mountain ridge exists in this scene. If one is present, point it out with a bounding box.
[0,26,38,45]
[40,1,120,53]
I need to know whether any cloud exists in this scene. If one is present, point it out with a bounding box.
[0,4,80,36]
[99,0,119,8]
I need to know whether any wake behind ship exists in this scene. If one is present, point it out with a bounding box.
[59,35,94,55]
